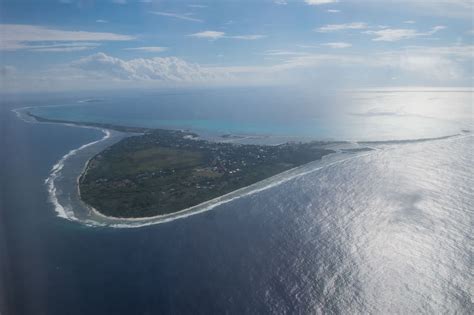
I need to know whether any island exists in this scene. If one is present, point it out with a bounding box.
[27,112,335,218]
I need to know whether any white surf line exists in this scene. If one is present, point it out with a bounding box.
[11,107,37,123]
[45,129,111,220]
[14,105,470,228]
[13,106,114,219]
[88,150,375,228]
[89,133,474,228]
[12,106,116,221]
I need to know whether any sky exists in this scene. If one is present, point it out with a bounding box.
[0,0,473,92]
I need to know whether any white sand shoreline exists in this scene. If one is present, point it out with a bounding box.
[13,106,465,228]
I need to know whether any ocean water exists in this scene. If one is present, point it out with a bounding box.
[1,88,473,314]
[28,87,471,141]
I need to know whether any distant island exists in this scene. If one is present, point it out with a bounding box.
[28,112,334,218]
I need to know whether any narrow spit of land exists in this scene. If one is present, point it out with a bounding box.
[28,112,335,218]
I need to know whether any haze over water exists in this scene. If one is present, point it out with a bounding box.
[1,0,473,312]
[1,88,472,314]
[28,88,473,141]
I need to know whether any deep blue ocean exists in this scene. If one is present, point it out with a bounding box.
[1,88,472,314]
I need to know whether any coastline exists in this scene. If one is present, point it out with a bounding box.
[54,129,471,228]
[14,106,471,228]
[13,108,127,221]
[13,106,469,228]
[13,107,361,227]
[84,150,376,227]
[47,128,111,220]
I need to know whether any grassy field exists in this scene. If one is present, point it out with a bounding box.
[80,130,334,218]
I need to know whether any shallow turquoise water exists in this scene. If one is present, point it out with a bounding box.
[2,93,473,313]
[28,88,472,141]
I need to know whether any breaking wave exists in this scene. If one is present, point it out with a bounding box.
[45,129,111,220]
[12,106,471,228]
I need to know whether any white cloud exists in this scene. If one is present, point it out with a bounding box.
[366,29,421,41]
[188,4,207,8]
[274,0,288,4]
[230,35,266,40]
[0,65,16,77]
[327,9,340,13]
[353,0,472,18]
[96,19,108,23]
[188,31,265,41]
[322,42,352,48]
[316,22,368,32]
[0,24,133,51]
[365,25,446,41]
[263,50,309,56]
[4,44,472,92]
[124,46,168,52]
[272,54,363,71]
[71,52,219,82]
[403,45,474,59]
[150,11,203,22]
[431,25,447,32]
[189,31,225,40]
[388,0,473,18]
[404,20,416,24]
[374,51,462,80]
[247,44,473,82]
[305,0,338,5]
[28,42,101,52]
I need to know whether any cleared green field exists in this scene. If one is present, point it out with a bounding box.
[80,129,334,218]
[91,147,204,177]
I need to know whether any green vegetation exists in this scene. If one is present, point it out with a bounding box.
[27,111,334,218]
[79,129,334,218]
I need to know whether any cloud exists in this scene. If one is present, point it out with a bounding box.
[322,42,352,48]
[327,9,340,13]
[111,0,127,4]
[263,50,309,56]
[230,35,266,40]
[273,0,288,4]
[246,44,473,83]
[402,45,474,59]
[0,24,133,51]
[5,44,472,92]
[188,31,265,40]
[431,25,447,32]
[96,19,108,23]
[271,54,364,71]
[366,29,422,41]
[124,46,168,52]
[388,0,473,18]
[71,52,219,82]
[150,11,203,22]
[404,20,416,24]
[0,65,16,77]
[27,42,101,52]
[316,22,368,32]
[365,25,446,41]
[305,0,338,5]
[188,4,207,8]
[188,31,225,40]
[374,51,462,80]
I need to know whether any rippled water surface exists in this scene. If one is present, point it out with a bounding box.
[28,88,472,141]
[1,89,473,314]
